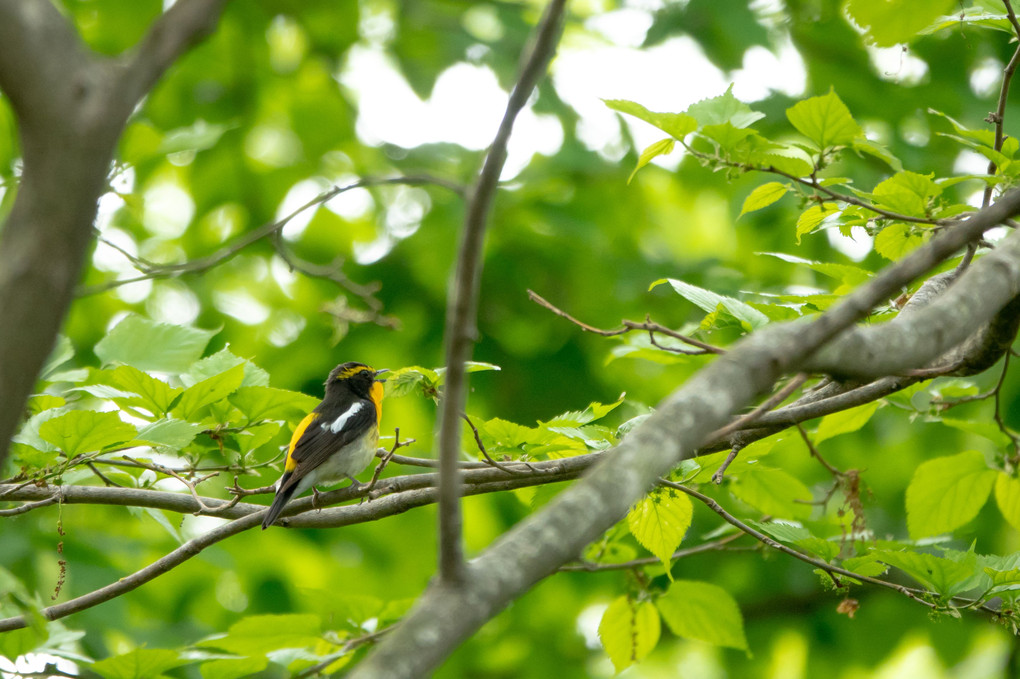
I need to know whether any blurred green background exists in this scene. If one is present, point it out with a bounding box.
[4,0,1020,676]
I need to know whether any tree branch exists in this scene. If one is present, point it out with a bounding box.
[434,0,567,583]
[114,0,232,109]
[0,458,585,633]
[0,0,231,472]
[349,187,1020,679]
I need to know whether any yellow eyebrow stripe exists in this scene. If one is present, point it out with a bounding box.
[285,412,320,471]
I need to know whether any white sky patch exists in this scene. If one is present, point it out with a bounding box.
[213,289,271,325]
[278,177,332,240]
[143,181,194,238]
[93,227,138,273]
[338,47,561,179]
[867,45,928,85]
[575,602,609,650]
[586,8,654,47]
[733,39,806,101]
[115,278,153,304]
[827,225,873,262]
[554,37,729,168]
[326,183,375,220]
[271,255,299,296]
[970,57,1002,98]
[1,654,78,679]
[146,282,201,326]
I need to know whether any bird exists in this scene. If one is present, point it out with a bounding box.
[261,361,387,529]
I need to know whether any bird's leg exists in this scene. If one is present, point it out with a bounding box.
[346,474,367,494]
[312,485,323,511]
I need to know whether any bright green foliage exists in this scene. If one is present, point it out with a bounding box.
[38,411,137,457]
[651,278,769,330]
[846,0,956,46]
[786,89,862,150]
[627,487,693,575]
[814,402,880,444]
[871,549,979,599]
[91,648,188,679]
[603,99,698,139]
[655,580,748,651]
[995,473,1020,533]
[94,315,216,372]
[597,596,660,673]
[905,450,997,539]
[739,182,790,217]
[7,1,1020,677]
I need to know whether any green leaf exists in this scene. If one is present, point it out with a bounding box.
[627,488,693,575]
[385,366,440,398]
[95,315,216,373]
[134,419,204,449]
[629,137,675,183]
[158,119,235,155]
[794,203,839,243]
[786,89,861,150]
[598,596,661,673]
[38,410,137,456]
[686,85,765,128]
[940,417,1012,448]
[656,580,748,650]
[172,363,246,420]
[92,648,188,679]
[846,0,956,46]
[200,656,269,679]
[229,386,320,422]
[651,278,769,329]
[739,182,790,217]
[752,521,840,561]
[872,549,977,597]
[39,335,75,381]
[603,99,698,139]
[198,614,321,655]
[542,399,623,428]
[995,473,1020,533]
[729,467,813,520]
[107,365,183,416]
[874,223,924,260]
[815,402,880,444]
[758,252,872,285]
[906,450,996,539]
[872,171,941,216]
[186,347,269,388]
[852,137,903,171]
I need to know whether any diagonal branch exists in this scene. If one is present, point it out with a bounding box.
[350,188,1020,679]
[115,0,232,110]
[434,0,568,583]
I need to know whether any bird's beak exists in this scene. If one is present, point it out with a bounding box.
[374,368,390,382]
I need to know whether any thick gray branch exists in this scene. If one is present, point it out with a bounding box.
[0,0,230,472]
[805,230,1020,378]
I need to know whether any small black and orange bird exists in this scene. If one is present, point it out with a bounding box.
[262,362,387,529]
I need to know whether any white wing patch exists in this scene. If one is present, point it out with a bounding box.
[323,402,365,434]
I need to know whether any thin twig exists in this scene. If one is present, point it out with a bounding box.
[528,289,725,354]
[707,373,808,444]
[559,532,747,572]
[294,626,394,679]
[795,423,845,477]
[77,175,464,297]
[460,413,541,475]
[434,0,567,584]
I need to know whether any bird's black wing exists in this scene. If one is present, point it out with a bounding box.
[281,400,376,490]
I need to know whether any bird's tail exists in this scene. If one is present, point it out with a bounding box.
[262,477,297,529]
